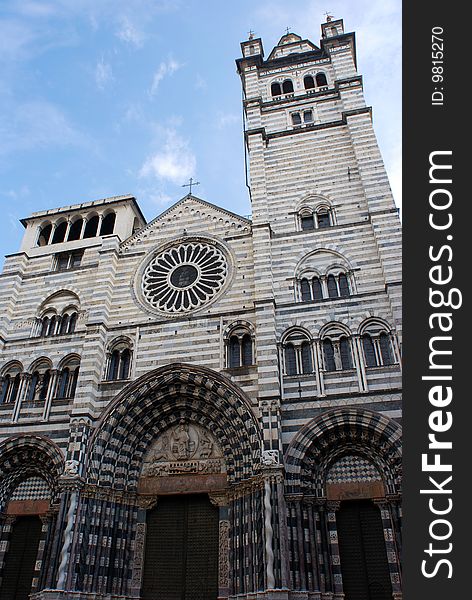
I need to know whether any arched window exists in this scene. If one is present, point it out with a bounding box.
[68,312,77,333]
[300,211,315,230]
[37,223,52,246]
[312,277,323,301]
[300,278,311,302]
[100,212,116,236]
[338,273,350,297]
[0,375,10,404]
[327,274,338,298]
[226,327,254,368]
[44,315,58,337]
[301,341,313,373]
[229,336,240,368]
[59,314,69,335]
[271,82,282,97]
[58,368,70,398]
[316,209,331,228]
[323,339,336,371]
[283,331,313,376]
[360,320,397,368]
[304,75,315,90]
[67,218,83,241]
[57,357,80,399]
[83,215,99,238]
[362,335,377,367]
[106,341,133,381]
[285,344,297,375]
[241,334,253,366]
[282,79,294,94]
[316,72,328,87]
[0,372,21,405]
[119,348,131,380]
[40,316,50,337]
[51,221,67,244]
[27,372,40,401]
[379,333,394,365]
[38,370,51,401]
[107,350,120,380]
[340,337,353,369]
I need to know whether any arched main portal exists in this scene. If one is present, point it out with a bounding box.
[284,408,402,599]
[71,364,264,599]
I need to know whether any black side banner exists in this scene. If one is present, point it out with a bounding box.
[403,3,468,598]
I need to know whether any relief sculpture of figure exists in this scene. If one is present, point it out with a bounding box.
[152,434,170,461]
[172,420,194,460]
[198,430,213,459]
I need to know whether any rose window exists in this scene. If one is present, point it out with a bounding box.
[142,241,228,313]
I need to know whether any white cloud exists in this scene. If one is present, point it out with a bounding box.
[115,15,145,48]
[95,57,114,90]
[139,128,196,184]
[149,58,183,96]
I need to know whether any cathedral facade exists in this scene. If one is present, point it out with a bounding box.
[0,18,402,600]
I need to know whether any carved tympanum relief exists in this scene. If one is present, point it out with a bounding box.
[141,420,225,477]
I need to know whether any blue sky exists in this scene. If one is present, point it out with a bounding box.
[0,0,401,264]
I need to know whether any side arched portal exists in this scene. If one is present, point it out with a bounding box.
[0,435,64,600]
[284,409,402,600]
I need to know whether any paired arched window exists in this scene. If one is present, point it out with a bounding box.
[360,321,397,368]
[299,276,323,302]
[299,206,333,230]
[303,72,328,91]
[322,332,353,372]
[226,325,254,368]
[362,332,395,367]
[57,357,80,399]
[106,341,132,381]
[291,110,314,127]
[297,271,351,302]
[0,365,22,405]
[271,79,294,97]
[283,331,313,376]
[25,360,53,403]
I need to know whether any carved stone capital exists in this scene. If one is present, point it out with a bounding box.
[137,495,159,511]
[209,491,229,507]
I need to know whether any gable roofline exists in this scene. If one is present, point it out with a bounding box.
[120,193,251,248]
[267,37,319,60]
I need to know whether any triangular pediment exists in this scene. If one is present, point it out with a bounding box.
[121,194,251,251]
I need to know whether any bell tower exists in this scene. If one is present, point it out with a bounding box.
[236,16,402,329]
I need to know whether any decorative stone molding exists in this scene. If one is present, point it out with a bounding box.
[218,520,230,589]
